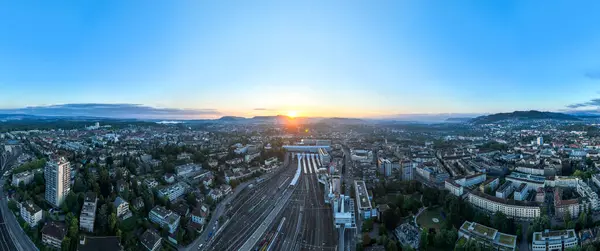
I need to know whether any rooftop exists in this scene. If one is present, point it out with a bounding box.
[77,236,122,251]
[41,221,66,239]
[140,229,161,250]
[354,180,372,210]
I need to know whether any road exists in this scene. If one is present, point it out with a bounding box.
[181,154,292,251]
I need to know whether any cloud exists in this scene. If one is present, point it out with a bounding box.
[0,103,220,119]
[253,108,268,111]
[566,98,600,109]
[585,70,600,80]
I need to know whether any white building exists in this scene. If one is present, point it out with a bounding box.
[469,191,541,219]
[175,163,202,178]
[506,172,545,191]
[577,180,599,210]
[458,221,517,251]
[79,192,97,232]
[354,180,373,219]
[532,229,578,251]
[401,161,414,181]
[149,206,180,234]
[114,196,131,218]
[537,136,543,146]
[445,180,464,196]
[191,205,210,225]
[454,173,486,187]
[157,182,188,202]
[20,200,42,227]
[496,181,514,199]
[513,183,529,201]
[45,158,71,208]
[12,171,34,186]
[592,174,600,191]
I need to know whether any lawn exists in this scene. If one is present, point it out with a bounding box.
[416,207,446,230]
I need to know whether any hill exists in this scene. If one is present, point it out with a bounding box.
[217,116,246,121]
[445,117,472,123]
[470,110,580,124]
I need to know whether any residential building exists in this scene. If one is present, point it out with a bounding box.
[77,236,123,251]
[506,172,545,191]
[554,189,581,220]
[42,221,67,249]
[133,197,145,211]
[45,157,71,208]
[532,229,578,251]
[113,196,131,219]
[149,206,181,234]
[458,221,517,251]
[469,191,541,219]
[79,192,98,232]
[354,180,373,219]
[140,229,162,251]
[401,161,414,181]
[454,173,486,187]
[12,170,34,186]
[445,180,464,196]
[115,180,128,193]
[377,158,395,177]
[175,163,202,178]
[496,181,514,199]
[244,152,261,163]
[537,136,544,146]
[19,200,42,227]
[576,180,599,210]
[480,178,500,193]
[191,204,210,225]
[514,183,529,201]
[157,182,188,202]
[143,178,159,189]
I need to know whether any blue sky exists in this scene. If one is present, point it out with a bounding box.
[1,1,600,119]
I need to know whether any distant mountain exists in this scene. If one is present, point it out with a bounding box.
[445,117,472,122]
[375,113,482,123]
[470,110,580,124]
[317,117,366,125]
[217,116,246,121]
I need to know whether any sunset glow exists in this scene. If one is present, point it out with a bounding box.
[287,111,298,118]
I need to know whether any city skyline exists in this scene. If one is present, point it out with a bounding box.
[2,1,600,118]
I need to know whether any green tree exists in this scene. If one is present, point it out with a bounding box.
[420,229,428,250]
[61,236,71,251]
[109,213,118,234]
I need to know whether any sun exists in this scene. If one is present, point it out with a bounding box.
[287,111,298,118]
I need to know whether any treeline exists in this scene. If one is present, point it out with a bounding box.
[0,119,162,132]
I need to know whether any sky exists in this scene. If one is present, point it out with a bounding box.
[2,1,600,119]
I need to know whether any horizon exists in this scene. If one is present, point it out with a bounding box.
[2,1,600,119]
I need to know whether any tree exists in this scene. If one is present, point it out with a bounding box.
[362,233,371,247]
[420,229,428,250]
[61,236,71,251]
[97,204,108,234]
[385,240,398,251]
[362,218,374,232]
[382,209,399,230]
[109,213,118,234]
[492,211,509,233]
